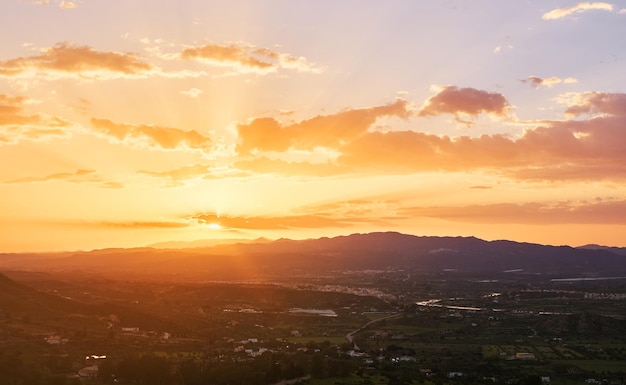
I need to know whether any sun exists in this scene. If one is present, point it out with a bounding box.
[208,223,222,230]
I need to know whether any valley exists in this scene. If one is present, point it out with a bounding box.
[1,233,625,384]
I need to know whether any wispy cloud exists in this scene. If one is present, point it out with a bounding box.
[0,93,71,144]
[542,2,614,20]
[4,169,123,188]
[99,220,188,229]
[401,199,626,225]
[180,42,320,74]
[188,212,361,230]
[522,76,578,88]
[24,0,77,9]
[90,118,212,151]
[180,88,203,98]
[59,0,76,9]
[0,43,155,80]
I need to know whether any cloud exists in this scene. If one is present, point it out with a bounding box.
[493,44,513,54]
[401,199,626,225]
[522,76,578,88]
[235,157,342,177]
[99,220,188,229]
[0,43,155,80]
[180,88,203,98]
[188,212,360,230]
[560,92,626,117]
[0,93,71,144]
[4,169,123,188]
[417,86,511,125]
[140,164,209,180]
[25,0,77,8]
[180,42,319,74]
[337,114,626,179]
[139,164,250,186]
[231,92,626,181]
[59,0,76,9]
[139,164,211,186]
[237,100,409,154]
[90,118,211,150]
[542,2,614,20]
[301,199,399,223]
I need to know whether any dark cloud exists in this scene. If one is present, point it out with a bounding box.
[418,86,511,124]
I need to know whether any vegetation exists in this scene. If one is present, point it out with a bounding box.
[1,234,626,384]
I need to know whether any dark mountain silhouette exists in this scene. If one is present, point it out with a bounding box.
[148,237,270,249]
[1,232,625,279]
[578,244,626,256]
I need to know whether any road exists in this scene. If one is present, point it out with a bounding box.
[345,312,403,350]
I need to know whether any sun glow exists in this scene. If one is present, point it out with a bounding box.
[1,1,626,252]
[208,223,222,230]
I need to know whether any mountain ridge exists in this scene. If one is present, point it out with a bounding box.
[1,232,624,279]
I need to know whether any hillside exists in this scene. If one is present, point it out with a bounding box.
[1,232,625,280]
[0,273,180,333]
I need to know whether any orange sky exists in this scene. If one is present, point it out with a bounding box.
[1,1,626,251]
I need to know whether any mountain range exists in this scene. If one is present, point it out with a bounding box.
[1,232,625,279]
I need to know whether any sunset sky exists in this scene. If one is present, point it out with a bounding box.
[1,1,626,252]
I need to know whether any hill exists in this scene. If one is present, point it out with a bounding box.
[578,244,626,256]
[0,272,181,333]
[1,232,625,279]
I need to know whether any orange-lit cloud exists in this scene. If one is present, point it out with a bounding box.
[522,76,578,88]
[418,86,511,125]
[25,0,77,9]
[233,93,626,182]
[0,93,70,144]
[237,100,408,154]
[180,43,319,74]
[401,199,626,225]
[0,43,154,79]
[235,157,341,177]
[189,212,364,230]
[339,115,626,179]
[562,92,626,117]
[140,164,209,179]
[91,118,211,150]
[59,0,76,9]
[542,2,614,20]
[99,220,188,229]
[180,88,203,98]
[302,199,399,222]
[4,169,123,188]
